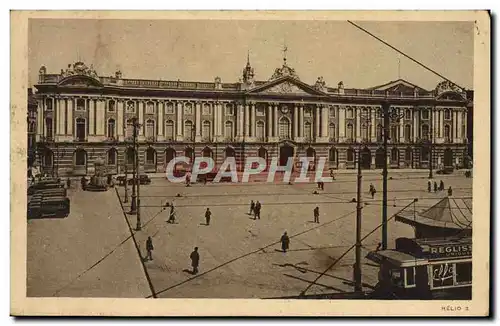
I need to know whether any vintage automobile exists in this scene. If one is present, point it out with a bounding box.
[33,187,67,197]
[27,195,70,219]
[27,181,64,195]
[116,174,152,185]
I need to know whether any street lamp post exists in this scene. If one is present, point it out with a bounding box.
[428,106,434,179]
[129,117,140,216]
[381,102,405,250]
[123,163,129,203]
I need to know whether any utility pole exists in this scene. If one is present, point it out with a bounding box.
[381,102,390,250]
[428,106,434,179]
[354,146,363,292]
[136,127,142,231]
[130,117,138,215]
[123,163,129,203]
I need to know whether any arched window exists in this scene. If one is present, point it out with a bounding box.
[329,123,336,140]
[76,118,86,141]
[146,102,155,115]
[202,147,213,158]
[126,100,135,113]
[202,121,211,140]
[165,148,176,166]
[346,123,354,141]
[145,119,155,139]
[256,121,265,140]
[329,148,338,163]
[166,102,174,114]
[126,147,136,165]
[390,125,398,141]
[421,124,430,140]
[45,118,53,140]
[444,125,451,142]
[279,117,291,139]
[444,109,451,120]
[74,149,87,166]
[347,148,355,162]
[146,148,156,165]
[165,120,174,140]
[184,147,194,162]
[184,120,193,140]
[224,121,234,139]
[107,148,117,165]
[304,121,312,139]
[404,124,411,142]
[258,147,267,160]
[421,147,430,161]
[45,98,53,111]
[126,119,134,138]
[107,119,115,138]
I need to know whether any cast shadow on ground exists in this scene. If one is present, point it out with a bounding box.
[182,269,195,275]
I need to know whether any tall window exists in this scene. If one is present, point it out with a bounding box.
[421,124,430,140]
[126,148,135,165]
[362,108,368,117]
[145,119,155,139]
[184,121,193,140]
[404,124,411,142]
[444,125,451,142]
[184,148,194,162]
[361,124,369,141]
[76,118,86,141]
[377,124,383,142]
[45,118,53,139]
[107,119,115,138]
[146,148,156,165]
[202,104,211,115]
[256,107,265,116]
[184,103,193,115]
[347,108,354,119]
[421,147,430,161]
[279,117,291,139]
[224,121,233,139]
[108,100,116,112]
[75,149,86,166]
[347,148,354,162]
[45,98,53,111]
[390,125,398,141]
[126,101,135,113]
[202,121,211,140]
[304,121,312,139]
[225,104,234,116]
[76,99,85,111]
[43,150,53,167]
[421,109,429,120]
[329,148,337,162]
[165,120,174,140]
[126,119,134,138]
[256,121,265,139]
[329,123,336,140]
[329,107,336,117]
[405,109,411,120]
[346,123,354,141]
[444,109,451,120]
[391,148,399,162]
[146,102,155,115]
[107,149,117,165]
[28,122,35,133]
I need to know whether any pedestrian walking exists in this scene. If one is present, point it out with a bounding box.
[439,180,445,191]
[168,204,176,223]
[320,181,324,190]
[448,186,453,196]
[186,172,191,187]
[190,247,200,274]
[280,232,290,253]
[66,177,71,189]
[370,184,376,199]
[205,208,212,225]
[254,201,261,220]
[146,236,154,261]
[80,176,87,190]
[427,180,432,192]
[249,200,255,215]
[434,181,438,192]
[313,206,320,223]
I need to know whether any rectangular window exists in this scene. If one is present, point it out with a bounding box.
[45,99,53,111]
[256,107,265,116]
[126,101,135,113]
[108,100,116,112]
[455,262,472,285]
[202,104,211,115]
[166,103,175,114]
[430,262,472,289]
[421,109,429,120]
[225,106,234,116]
[76,99,86,111]
[329,107,336,117]
[404,267,416,288]
[146,102,155,115]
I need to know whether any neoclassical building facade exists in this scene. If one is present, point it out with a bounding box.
[33,58,470,176]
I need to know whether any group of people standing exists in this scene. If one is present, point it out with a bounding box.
[428,180,453,196]
[249,200,262,220]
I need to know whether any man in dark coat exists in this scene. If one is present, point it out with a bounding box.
[205,208,212,226]
[168,204,176,223]
[280,232,290,252]
[254,201,261,220]
[448,186,453,196]
[313,206,320,223]
[428,181,432,192]
[249,200,255,215]
[434,181,438,192]
[146,236,154,261]
[80,176,87,190]
[439,180,445,191]
[190,247,200,274]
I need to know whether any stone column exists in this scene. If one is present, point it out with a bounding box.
[322,106,328,137]
[315,105,320,140]
[413,108,418,141]
[237,102,244,141]
[57,98,65,136]
[89,98,95,136]
[267,104,273,141]
[176,101,184,141]
[250,102,256,139]
[117,100,124,139]
[37,100,43,139]
[293,105,298,140]
[273,104,278,138]
[399,108,405,143]
[299,105,304,138]
[355,107,361,142]
[67,98,73,137]
[244,103,250,138]
[195,101,201,142]
[339,106,346,141]
[457,110,462,140]
[158,102,165,141]
[370,107,376,142]
[97,99,105,136]
[138,100,144,136]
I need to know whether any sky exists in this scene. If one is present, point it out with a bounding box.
[28,19,474,91]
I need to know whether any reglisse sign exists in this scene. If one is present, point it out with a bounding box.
[424,243,472,259]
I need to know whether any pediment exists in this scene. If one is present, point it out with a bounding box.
[368,79,428,93]
[58,75,103,88]
[247,77,326,96]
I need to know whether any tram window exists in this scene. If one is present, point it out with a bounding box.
[390,269,403,287]
[455,262,472,285]
[404,267,416,288]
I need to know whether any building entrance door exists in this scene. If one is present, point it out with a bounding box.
[279,145,294,166]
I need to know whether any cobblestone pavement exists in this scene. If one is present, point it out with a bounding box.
[27,186,150,297]
[117,172,472,298]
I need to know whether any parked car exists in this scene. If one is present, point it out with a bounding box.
[27,182,64,195]
[125,174,152,185]
[27,195,70,219]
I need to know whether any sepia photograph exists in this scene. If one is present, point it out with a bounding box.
[10,10,490,316]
